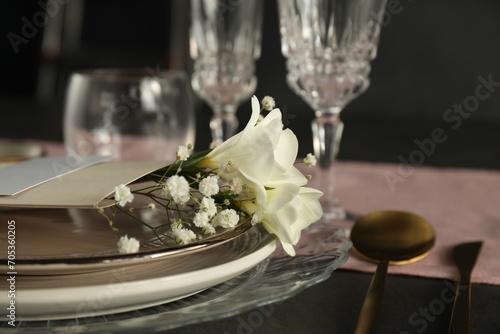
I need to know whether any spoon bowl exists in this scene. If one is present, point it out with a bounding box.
[350,210,436,334]
[351,210,436,264]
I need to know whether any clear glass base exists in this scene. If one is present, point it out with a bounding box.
[309,114,346,222]
[321,195,346,221]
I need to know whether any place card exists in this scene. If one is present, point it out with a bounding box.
[0,158,168,208]
[0,156,109,196]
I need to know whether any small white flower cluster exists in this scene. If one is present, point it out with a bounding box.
[261,96,275,111]
[199,175,219,197]
[114,184,134,207]
[193,196,218,234]
[304,153,317,167]
[213,209,239,228]
[117,235,140,254]
[190,174,242,236]
[161,175,190,205]
[176,144,192,161]
[169,226,197,244]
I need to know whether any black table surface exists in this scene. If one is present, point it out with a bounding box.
[168,271,500,334]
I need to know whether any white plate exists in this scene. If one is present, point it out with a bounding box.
[3,225,276,320]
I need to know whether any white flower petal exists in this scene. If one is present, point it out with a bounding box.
[281,242,296,256]
[292,187,323,230]
[274,129,299,169]
[261,210,298,246]
[265,183,299,213]
[267,165,308,187]
[247,96,262,130]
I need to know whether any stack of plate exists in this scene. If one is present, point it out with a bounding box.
[0,208,277,320]
[0,208,350,332]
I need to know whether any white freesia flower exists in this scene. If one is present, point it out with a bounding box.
[199,175,220,197]
[106,96,322,257]
[117,235,140,254]
[258,187,322,256]
[114,184,134,207]
[198,96,323,256]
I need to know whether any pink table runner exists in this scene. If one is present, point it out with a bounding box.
[8,140,500,285]
[326,162,500,286]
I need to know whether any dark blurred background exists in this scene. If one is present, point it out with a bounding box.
[1,0,499,169]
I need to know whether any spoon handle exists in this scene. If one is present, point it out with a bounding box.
[354,260,389,334]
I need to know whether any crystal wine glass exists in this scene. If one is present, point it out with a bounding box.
[278,0,387,220]
[190,0,263,143]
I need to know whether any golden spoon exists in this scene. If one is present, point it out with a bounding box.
[350,210,436,334]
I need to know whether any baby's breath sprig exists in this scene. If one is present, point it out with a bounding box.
[261,96,275,111]
[105,146,253,252]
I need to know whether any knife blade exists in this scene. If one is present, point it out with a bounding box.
[448,241,483,334]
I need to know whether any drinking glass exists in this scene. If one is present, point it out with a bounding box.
[63,69,195,161]
[278,0,387,220]
[190,0,263,143]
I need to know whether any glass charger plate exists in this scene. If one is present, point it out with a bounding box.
[0,225,276,320]
[2,221,351,333]
[0,208,251,275]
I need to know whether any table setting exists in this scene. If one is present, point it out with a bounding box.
[0,95,352,332]
[1,0,500,333]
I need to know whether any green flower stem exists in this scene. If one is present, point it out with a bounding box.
[98,209,118,232]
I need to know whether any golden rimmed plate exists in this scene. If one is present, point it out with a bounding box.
[0,223,276,320]
[0,207,254,275]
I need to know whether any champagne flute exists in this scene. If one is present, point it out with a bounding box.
[278,0,387,220]
[190,0,263,143]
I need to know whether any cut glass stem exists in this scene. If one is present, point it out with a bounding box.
[312,114,345,220]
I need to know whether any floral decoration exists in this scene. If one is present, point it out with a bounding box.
[104,96,323,256]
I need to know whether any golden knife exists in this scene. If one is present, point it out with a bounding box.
[449,241,483,334]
